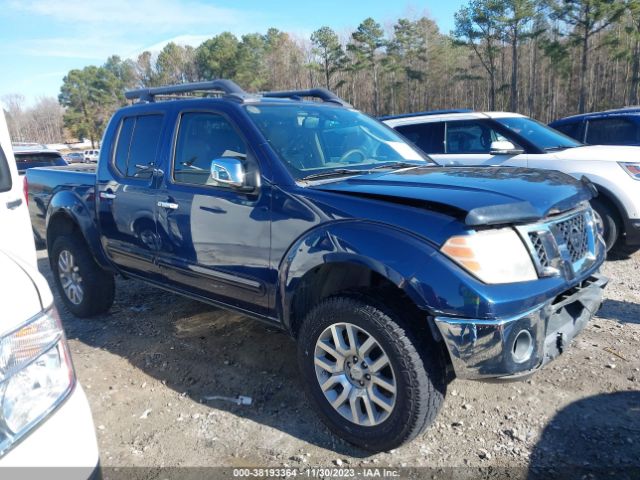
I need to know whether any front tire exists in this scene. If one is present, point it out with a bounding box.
[50,234,115,317]
[297,295,447,452]
[591,198,620,251]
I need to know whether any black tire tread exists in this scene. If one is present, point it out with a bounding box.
[297,292,446,451]
[591,198,620,251]
[50,234,115,317]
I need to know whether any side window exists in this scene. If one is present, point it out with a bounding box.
[114,117,134,174]
[586,118,640,145]
[173,112,247,187]
[553,121,582,141]
[395,123,445,154]
[0,146,11,193]
[113,114,164,179]
[445,121,511,154]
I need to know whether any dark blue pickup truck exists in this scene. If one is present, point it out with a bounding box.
[27,80,607,451]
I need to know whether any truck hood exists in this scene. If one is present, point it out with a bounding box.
[312,166,593,226]
[551,144,640,161]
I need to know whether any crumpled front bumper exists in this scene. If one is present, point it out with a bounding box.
[434,274,608,380]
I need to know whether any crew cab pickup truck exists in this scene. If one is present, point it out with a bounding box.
[27,81,607,452]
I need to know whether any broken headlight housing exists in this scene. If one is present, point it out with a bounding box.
[0,306,74,457]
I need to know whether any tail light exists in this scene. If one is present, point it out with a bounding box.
[22,176,28,206]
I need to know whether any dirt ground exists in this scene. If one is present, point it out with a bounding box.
[36,247,640,479]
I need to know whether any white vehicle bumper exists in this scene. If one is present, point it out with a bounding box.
[0,384,99,477]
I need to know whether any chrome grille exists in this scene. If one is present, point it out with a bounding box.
[555,213,589,263]
[528,232,550,268]
[517,206,601,280]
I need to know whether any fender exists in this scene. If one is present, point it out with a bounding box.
[277,220,490,331]
[46,189,113,271]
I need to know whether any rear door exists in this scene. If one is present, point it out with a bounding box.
[0,112,35,266]
[96,112,166,279]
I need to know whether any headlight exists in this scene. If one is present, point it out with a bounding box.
[441,228,538,284]
[619,162,640,180]
[0,307,74,457]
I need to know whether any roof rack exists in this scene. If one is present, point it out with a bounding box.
[262,88,351,107]
[604,106,640,113]
[379,109,473,121]
[124,80,352,108]
[125,80,252,103]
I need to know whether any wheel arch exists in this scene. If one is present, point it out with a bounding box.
[276,222,445,341]
[46,191,112,270]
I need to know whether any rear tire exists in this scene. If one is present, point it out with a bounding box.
[297,294,447,452]
[50,234,115,317]
[591,198,620,251]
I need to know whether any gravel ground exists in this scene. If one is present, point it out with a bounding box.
[36,247,640,479]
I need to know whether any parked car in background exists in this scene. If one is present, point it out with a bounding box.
[549,107,640,146]
[383,110,640,250]
[27,80,607,452]
[13,148,67,175]
[65,152,86,164]
[83,149,99,163]
[0,111,99,476]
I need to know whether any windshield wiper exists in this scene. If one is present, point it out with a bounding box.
[368,161,424,171]
[300,169,364,181]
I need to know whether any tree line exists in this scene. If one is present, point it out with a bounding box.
[2,94,65,145]
[4,0,640,146]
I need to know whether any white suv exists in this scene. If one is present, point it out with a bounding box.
[0,111,99,474]
[383,110,640,250]
[83,150,99,163]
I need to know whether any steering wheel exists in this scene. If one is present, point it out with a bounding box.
[338,149,367,164]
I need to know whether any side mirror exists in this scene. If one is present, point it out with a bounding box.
[210,158,245,188]
[490,140,523,155]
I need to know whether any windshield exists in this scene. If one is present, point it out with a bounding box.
[495,117,582,151]
[245,104,430,180]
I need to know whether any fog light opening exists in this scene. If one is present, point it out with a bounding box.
[512,330,533,364]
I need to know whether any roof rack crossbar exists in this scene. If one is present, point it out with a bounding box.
[262,88,351,107]
[125,80,247,102]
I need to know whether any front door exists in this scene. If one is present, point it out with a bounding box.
[155,110,271,315]
[96,113,166,279]
[430,120,527,167]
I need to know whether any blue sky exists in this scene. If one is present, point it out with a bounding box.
[0,0,464,105]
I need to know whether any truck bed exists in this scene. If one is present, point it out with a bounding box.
[26,164,97,243]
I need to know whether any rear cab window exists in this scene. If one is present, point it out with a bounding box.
[113,114,164,179]
[14,152,67,173]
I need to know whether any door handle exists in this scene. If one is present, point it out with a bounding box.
[157,201,179,210]
[100,192,117,200]
[6,198,22,209]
